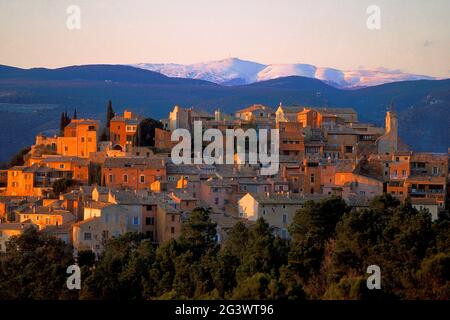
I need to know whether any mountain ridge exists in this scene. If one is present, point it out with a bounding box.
[131,57,436,88]
[0,64,448,162]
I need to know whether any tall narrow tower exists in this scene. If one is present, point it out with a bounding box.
[377,104,399,155]
[385,105,398,154]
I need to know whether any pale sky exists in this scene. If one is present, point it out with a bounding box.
[0,0,449,77]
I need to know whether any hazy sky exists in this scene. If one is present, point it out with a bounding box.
[1,0,449,77]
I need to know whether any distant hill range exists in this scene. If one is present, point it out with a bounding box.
[131,57,435,88]
[0,64,448,162]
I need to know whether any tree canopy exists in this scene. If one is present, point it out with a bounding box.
[133,118,164,147]
[0,197,448,300]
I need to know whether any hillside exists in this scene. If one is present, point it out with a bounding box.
[0,64,448,162]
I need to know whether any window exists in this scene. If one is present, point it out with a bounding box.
[140,175,145,183]
[59,164,65,169]
[171,214,175,222]
[45,218,50,224]
[145,217,154,225]
[433,167,439,175]
[81,137,85,142]
[171,227,175,234]
[214,197,219,205]
[109,174,114,183]
[146,205,152,211]
[133,216,140,225]
[84,232,92,240]
[310,174,315,183]
[282,214,287,223]
[402,170,407,177]
[123,174,128,183]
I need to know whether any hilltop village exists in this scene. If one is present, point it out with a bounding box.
[0,103,448,255]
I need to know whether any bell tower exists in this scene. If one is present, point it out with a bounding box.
[385,103,398,154]
[377,103,398,155]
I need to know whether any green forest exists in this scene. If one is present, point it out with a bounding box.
[0,195,449,300]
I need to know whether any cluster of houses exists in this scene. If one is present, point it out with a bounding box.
[0,104,448,256]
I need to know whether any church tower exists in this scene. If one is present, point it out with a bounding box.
[377,104,398,155]
[385,105,398,153]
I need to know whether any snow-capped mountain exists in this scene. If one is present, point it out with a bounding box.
[133,58,266,85]
[131,58,434,88]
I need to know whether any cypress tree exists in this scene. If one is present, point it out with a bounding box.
[73,109,77,119]
[59,112,66,136]
[65,111,71,127]
[106,100,114,128]
[60,111,71,136]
